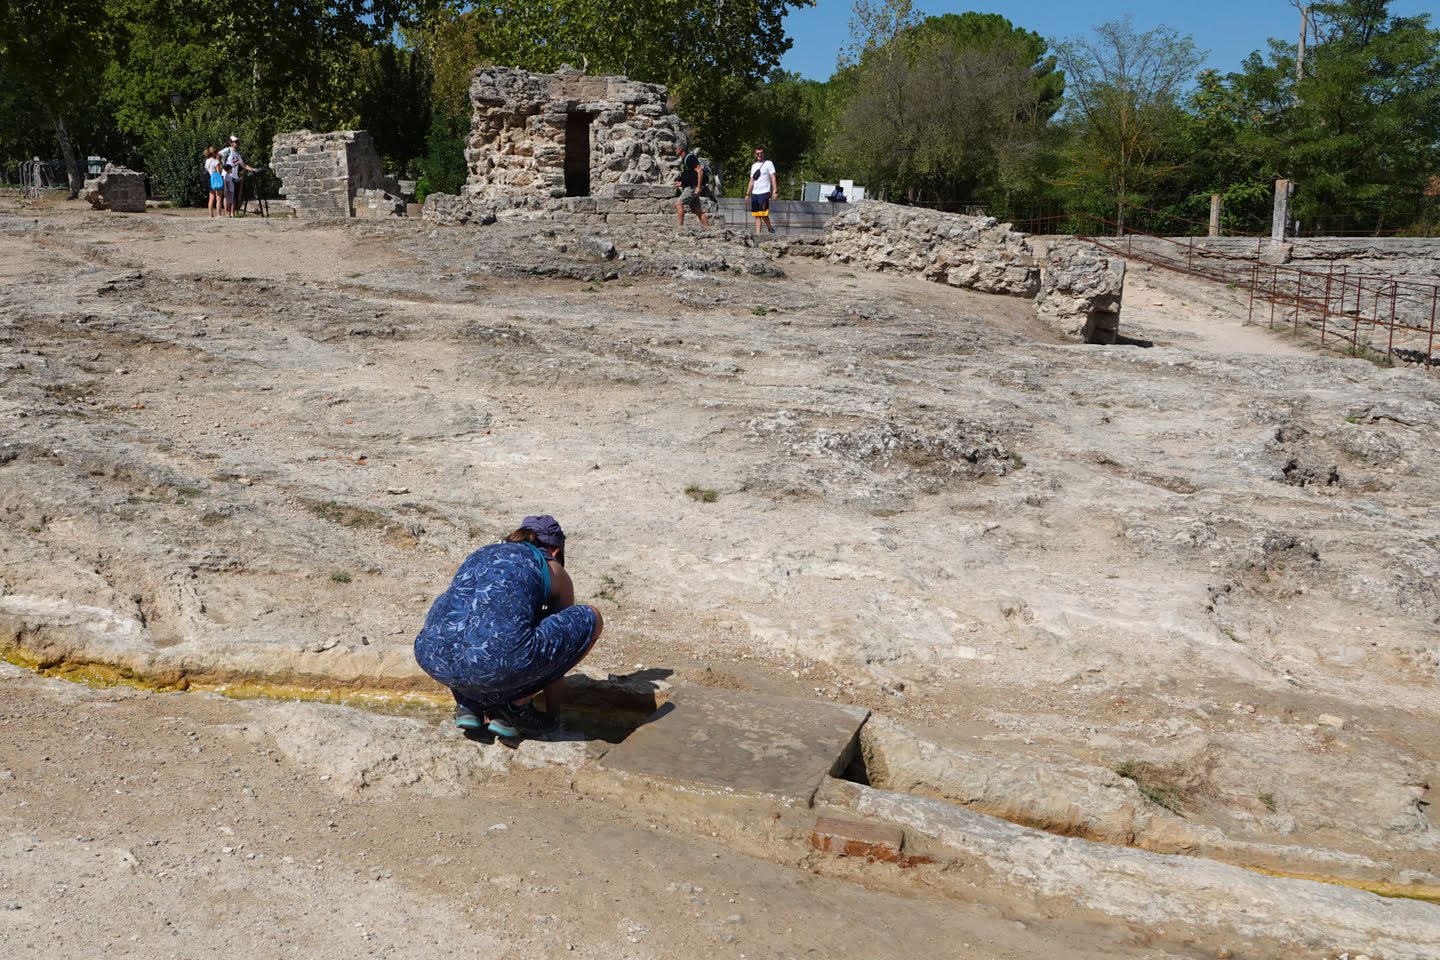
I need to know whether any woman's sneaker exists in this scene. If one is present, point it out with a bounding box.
[486,701,560,743]
[453,704,485,731]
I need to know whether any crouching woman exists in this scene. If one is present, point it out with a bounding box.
[414,515,603,743]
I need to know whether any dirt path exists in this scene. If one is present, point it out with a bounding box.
[1120,266,1315,356]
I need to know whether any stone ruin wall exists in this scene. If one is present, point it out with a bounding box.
[82,164,147,213]
[822,202,1125,343]
[425,66,717,228]
[271,130,404,220]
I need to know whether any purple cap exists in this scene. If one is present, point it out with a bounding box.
[520,514,566,551]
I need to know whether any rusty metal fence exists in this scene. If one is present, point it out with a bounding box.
[1055,215,1440,371]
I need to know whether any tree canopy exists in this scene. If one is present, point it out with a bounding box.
[0,0,1434,233]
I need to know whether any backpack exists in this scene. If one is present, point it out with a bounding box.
[696,157,717,200]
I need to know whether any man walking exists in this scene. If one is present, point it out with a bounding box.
[673,143,710,229]
[748,147,777,235]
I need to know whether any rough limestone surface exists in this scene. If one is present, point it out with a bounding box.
[858,717,1410,882]
[236,699,594,799]
[81,164,146,213]
[1035,239,1126,344]
[421,66,722,228]
[824,201,1039,296]
[831,781,1440,960]
[270,130,404,219]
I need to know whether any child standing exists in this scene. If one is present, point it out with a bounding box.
[203,147,223,218]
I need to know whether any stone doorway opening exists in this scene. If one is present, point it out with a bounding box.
[565,111,592,197]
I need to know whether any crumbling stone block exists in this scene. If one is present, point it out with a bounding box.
[1035,239,1126,344]
[446,65,723,227]
[270,130,404,220]
[82,164,146,213]
[824,201,1039,297]
[823,202,1126,343]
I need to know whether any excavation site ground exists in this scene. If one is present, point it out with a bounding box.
[1,200,1438,959]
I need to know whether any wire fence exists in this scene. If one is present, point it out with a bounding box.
[896,198,1440,240]
[1068,216,1439,370]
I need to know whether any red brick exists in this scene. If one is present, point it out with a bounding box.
[810,816,905,862]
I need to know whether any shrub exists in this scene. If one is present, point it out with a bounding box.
[143,108,265,207]
[416,114,468,197]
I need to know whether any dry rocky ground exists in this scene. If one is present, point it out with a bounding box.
[1,198,1437,958]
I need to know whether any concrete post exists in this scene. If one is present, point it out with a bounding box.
[1209,194,1222,237]
[1271,179,1295,242]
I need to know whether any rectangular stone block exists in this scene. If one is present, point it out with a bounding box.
[588,687,868,808]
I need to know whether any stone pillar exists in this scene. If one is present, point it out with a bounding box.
[1271,179,1294,242]
[1209,194,1222,238]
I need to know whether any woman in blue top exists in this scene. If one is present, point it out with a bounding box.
[414,515,603,743]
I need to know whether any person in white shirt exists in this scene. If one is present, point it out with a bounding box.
[218,135,257,217]
[748,147,777,235]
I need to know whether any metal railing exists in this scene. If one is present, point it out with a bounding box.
[1070,216,1439,369]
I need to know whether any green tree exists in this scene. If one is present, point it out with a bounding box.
[1052,17,1204,233]
[829,11,1062,205]
[411,0,813,180]
[1271,0,1439,232]
[0,0,110,194]
[356,45,434,177]
[722,72,833,197]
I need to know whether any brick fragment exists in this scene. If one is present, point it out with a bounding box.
[810,816,905,862]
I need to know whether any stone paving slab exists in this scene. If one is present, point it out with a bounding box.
[591,686,869,808]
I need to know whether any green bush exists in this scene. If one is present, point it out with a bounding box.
[414,175,432,205]
[143,109,264,207]
[416,114,468,197]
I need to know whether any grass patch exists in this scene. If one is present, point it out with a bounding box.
[595,574,622,602]
[1009,452,1027,471]
[173,484,203,497]
[329,570,353,584]
[1258,791,1277,812]
[752,306,768,316]
[305,499,388,529]
[42,381,97,403]
[1346,342,1391,366]
[685,484,719,503]
[1115,759,1187,814]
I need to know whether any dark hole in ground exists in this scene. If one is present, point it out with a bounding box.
[837,726,872,786]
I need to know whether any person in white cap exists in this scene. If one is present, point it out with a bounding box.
[218,135,257,217]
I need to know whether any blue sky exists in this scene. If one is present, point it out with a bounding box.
[780,0,1438,79]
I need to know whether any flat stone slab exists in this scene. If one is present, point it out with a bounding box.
[592,686,869,807]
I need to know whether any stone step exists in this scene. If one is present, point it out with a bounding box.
[579,686,868,810]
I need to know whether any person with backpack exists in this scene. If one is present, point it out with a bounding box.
[673,143,710,229]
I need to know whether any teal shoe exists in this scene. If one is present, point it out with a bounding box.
[486,701,559,744]
[454,704,485,731]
